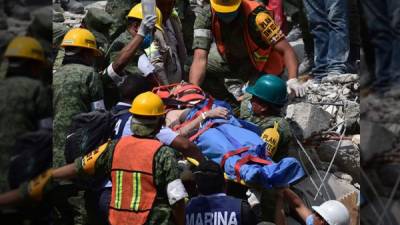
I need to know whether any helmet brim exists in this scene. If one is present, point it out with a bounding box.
[210,0,241,13]
[312,206,332,225]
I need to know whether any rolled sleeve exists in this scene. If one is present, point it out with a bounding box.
[156,127,179,145]
[192,5,213,50]
[166,179,188,205]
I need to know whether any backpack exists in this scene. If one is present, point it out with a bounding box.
[8,129,52,189]
[64,109,129,164]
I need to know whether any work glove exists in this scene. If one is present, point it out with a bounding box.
[246,188,262,207]
[137,15,157,37]
[287,78,306,97]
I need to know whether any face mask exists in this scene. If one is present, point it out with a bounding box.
[216,11,238,23]
[141,34,153,49]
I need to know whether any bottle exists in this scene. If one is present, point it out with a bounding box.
[141,0,156,18]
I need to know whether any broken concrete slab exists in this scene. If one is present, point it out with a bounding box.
[293,170,359,208]
[361,120,396,163]
[317,140,360,182]
[286,102,333,139]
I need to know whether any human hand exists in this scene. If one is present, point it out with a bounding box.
[137,15,157,37]
[204,107,229,119]
[246,188,262,207]
[287,78,306,97]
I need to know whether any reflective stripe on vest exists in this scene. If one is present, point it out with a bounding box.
[109,136,162,225]
[212,0,284,75]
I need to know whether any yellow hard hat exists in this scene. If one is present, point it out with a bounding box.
[210,0,242,13]
[4,36,46,63]
[127,3,163,31]
[61,28,102,56]
[130,91,166,116]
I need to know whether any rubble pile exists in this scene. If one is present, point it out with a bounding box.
[286,73,360,204]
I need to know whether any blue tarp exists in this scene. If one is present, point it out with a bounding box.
[186,99,305,188]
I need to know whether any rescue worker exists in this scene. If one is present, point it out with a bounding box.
[185,160,264,225]
[189,0,306,102]
[0,36,51,193]
[146,0,187,84]
[280,188,350,225]
[104,3,163,108]
[242,75,292,161]
[242,75,295,222]
[0,92,189,225]
[53,27,105,225]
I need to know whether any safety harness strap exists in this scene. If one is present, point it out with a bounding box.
[234,155,272,182]
[220,147,250,169]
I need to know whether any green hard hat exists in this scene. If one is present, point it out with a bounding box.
[246,75,288,106]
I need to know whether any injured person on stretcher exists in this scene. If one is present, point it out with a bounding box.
[154,83,305,189]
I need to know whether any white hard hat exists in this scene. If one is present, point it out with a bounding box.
[312,200,350,225]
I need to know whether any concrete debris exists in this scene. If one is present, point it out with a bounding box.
[317,140,360,182]
[361,121,396,163]
[286,102,333,139]
[292,170,359,206]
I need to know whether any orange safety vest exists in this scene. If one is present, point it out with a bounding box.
[212,0,285,75]
[109,136,162,225]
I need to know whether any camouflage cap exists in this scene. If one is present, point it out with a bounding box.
[83,8,114,35]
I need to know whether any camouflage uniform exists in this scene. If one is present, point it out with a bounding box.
[52,63,104,225]
[0,76,51,192]
[105,0,137,40]
[82,8,114,54]
[53,63,104,168]
[193,4,284,110]
[74,122,182,225]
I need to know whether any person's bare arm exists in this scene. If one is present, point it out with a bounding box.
[172,199,186,225]
[175,107,229,137]
[170,135,206,163]
[275,189,288,225]
[52,163,78,180]
[0,189,23,208]
[283,188,313,222]
[189,49,208,86]
[274,39,298,80]
[112,35,144,74]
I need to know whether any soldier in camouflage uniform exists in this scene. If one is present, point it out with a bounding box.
[189,0,307,114]
[242,75,293,222]
[53,28,105,225]
[103,4,162,108]
[0,36,52,193]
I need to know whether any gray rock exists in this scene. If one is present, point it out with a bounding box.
[293,170,359,206]
[317,140,360,182]
[286,102,333,139]
[361,121,396,163]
